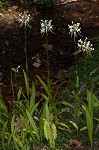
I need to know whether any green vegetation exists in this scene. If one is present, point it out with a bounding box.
[17,0,54,8]
[0,0,4,10]
[0,12,99,150]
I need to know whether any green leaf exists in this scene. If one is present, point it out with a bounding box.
[92,94,99,103]
[94,118,99,121]
[23,69,29,100]
[90,75,99,84]
[51,124,57,140]
[44,120,50,140]
[26,109,39,140]
[30,102,39,115]
[2,121,8,148]
[8,134,13,146]
[39,119,44,139]
[42,94,49,102]
[52,81,65,102]
[13,136,23,148]
[80,126,87,131]
[82,104,93,146]
[76,76,79,89]
[37,76,52,98]
[29,82,35,111]
[11,115,15,135]
[17,87,22,101]
[0,92,9,115]
[43,119,52,145]
[57,122,71,131]
[87,90,94,117]
[70,121,78,130]
[62,101,74,108]
[45,104,50,123]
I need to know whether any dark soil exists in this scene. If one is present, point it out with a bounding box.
[0,0,99,149]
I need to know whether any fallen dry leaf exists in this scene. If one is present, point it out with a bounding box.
[34,116,39,121]
[32,54,41,68]
[68,139,81,148]
[63,142,69,148]
[43,43,53,51]
[14,117,22,132]
[32,62,41,68]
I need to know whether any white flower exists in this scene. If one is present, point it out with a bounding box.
[74,37,94,56]
[40,20,53,34]
[12,65,20,73]
[19,11,30,27]
[68,21,81,41]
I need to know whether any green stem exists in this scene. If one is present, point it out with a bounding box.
[45,33,50,90]
[74,40,80,133]
[24,26,28,76]
[84,53,88,85]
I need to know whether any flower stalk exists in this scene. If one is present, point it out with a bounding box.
[19,11,30,75]
[40,19,53,89]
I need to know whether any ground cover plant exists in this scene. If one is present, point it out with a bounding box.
[0,1,99,149]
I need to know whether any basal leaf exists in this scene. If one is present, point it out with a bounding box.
[30,82,36,111]
[26,109,39,140]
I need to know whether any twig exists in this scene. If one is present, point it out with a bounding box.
[87,5,94,15]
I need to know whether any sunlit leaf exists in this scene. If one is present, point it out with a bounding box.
[57,122,71,131]
[51,124,57,140]
[11,115,15,135]
[70,121,78,130]
[80,126,87,131]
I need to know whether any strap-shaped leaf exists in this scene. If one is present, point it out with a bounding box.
[82,104,93,146]
[26,109,39,140]
[2,121,8,148]
[37,76,52,98]
[29,82,36,111]
[62,101,74,108]
[0,92,9,115]
[17,87,22,101]
[23,69,29,100]
[11,115,15,135]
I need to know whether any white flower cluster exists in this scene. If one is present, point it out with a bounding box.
[77,38,94,56]
[68,21,81,40]
[19,11,30,27]
[40,20,53,34]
